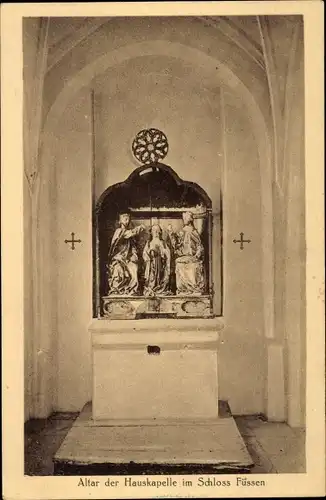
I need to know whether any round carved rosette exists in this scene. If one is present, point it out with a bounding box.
[132,128,169,164]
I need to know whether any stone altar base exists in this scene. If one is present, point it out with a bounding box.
[53,403,253,475]
[91,318,222,421]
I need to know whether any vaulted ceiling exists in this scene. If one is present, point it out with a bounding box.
[45,16,266,75]
[23,13,303,196]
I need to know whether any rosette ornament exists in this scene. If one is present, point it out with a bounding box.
[132,128,169,164]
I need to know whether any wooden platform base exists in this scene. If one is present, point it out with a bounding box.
[54,403,253,475]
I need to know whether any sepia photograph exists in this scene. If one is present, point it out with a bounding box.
[2,2,325,499]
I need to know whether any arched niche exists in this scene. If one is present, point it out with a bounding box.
[94,163,216,319]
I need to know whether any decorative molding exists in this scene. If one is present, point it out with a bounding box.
[93,342,219,351]
[103,299,136,319]
[101,296,214,320]
[89,317,224,334]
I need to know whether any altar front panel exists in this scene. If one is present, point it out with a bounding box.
[91,319,220,421]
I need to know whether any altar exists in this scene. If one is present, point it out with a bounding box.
[90,149,220,418]
[54,130,253,474]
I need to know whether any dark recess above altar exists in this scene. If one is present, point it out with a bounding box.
[96,163,212,215]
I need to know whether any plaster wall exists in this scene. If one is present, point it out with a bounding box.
[55,88,93,410]
[93,56,222,209]
[218,91,264,414]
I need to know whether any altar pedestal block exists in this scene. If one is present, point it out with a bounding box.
[54,318,254,474]
[90,318,222,422]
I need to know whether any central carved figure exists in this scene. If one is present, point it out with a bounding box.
[143,224,171,296]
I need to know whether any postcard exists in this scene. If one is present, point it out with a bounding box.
[1,2,325,499]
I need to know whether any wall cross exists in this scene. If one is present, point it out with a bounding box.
[233,232,251,250]
[64,232,82,250]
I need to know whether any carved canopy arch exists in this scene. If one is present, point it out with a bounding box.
[95,162,212,215]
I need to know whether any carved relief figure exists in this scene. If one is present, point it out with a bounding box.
[168,212,205,295]
[143,224,171,296]
[107,213,144,295]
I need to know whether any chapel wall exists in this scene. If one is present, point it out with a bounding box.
[218,90,265,414]
[54,88,93,411]
[93,56,222,211]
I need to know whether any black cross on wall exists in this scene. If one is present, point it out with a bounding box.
[64,232,82,250]
[233,232,251,250]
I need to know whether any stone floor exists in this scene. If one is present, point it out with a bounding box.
[25,411,306,476]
